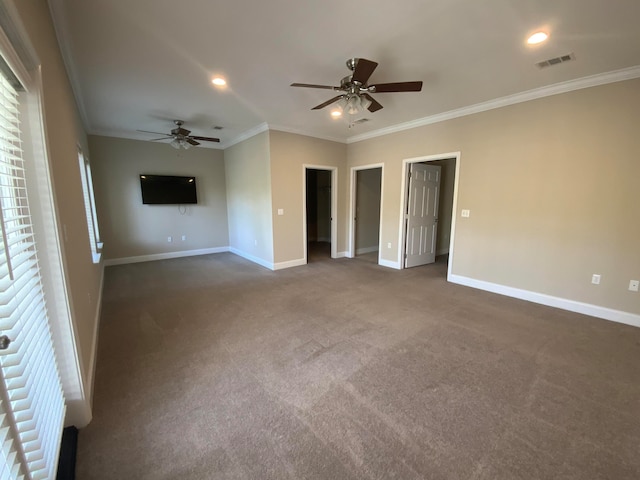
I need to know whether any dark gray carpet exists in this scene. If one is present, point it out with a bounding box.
[77,251,640,479]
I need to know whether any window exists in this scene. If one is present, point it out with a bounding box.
[0,57,65,479]
[77,149,101,263]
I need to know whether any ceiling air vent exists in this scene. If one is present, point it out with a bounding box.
[536,53,575,69]
[213,125,223,130]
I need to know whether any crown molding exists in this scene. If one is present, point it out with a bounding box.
[48,0,91,132]
[85,65,640,151]
[267,124,344,144]
[222,122,269,149]
[347,65,640,144]
[89,129,225,149]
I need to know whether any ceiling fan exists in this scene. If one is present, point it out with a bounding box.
[291,58,422,115]
[137,120,220,149]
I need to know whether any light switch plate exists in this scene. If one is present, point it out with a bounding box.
[277,208,284,215]
[461,209,470,218]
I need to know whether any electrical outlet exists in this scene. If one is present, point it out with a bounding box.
[277,208,284,216]
[167,236,172,243]
[387,242,392,249]
[461,209,470,218]
[629,280,639,292]
[254,239,258,246]
[181,235,186,241]
[591,274,601,285]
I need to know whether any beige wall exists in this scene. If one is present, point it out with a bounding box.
[11,0,102,425]
[355,168,382,252]
[225,131,274,265]
[269,130,348,264]
[348,79,640,316]
[89,135,229,260]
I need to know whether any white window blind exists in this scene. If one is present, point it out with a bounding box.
[0,64,64,479]
[77,150,101,263]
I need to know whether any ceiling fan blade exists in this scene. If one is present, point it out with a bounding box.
[362,94,383,112]
[186,138,200,146]
[137,129,170,136]
[291,83,338,90]
[190,136,221,143]
[148,136,173,142]
[369,81,423,93]
[172,127,191,137]
[351,58,378,85]
[311,95,344,110]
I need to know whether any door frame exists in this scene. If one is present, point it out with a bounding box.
[398,152,461,280]
[348,163,384,260]
[303,165,338,261]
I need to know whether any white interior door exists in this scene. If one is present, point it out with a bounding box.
[405,163,441,268]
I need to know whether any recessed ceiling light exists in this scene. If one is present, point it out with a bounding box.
[212,77,226,86]
[527,31,549,45]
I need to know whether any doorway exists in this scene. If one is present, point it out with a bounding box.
[399,153,459,275]
[304,166,337,262]
[348,164,383,263]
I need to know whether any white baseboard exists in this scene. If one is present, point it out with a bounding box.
[274,258,306,270]
[228,247,274,270]
[104,247,229,266]
[448,274,640,328]
[379,258,402,270]
[356,246,379,255]
[272,252,352,270]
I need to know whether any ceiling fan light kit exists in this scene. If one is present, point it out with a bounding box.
[330,94,373,121]
[170,138,192,150]
[291,58,423,121]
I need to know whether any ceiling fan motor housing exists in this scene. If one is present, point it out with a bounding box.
[171,126,190,137]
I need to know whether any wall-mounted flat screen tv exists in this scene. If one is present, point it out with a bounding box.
[140,174,197,204]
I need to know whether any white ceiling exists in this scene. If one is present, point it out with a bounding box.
[48,0,640,148]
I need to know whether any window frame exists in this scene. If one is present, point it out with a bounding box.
[0,0,93,442]
[0,51,66,480]
[77,148,102,263]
